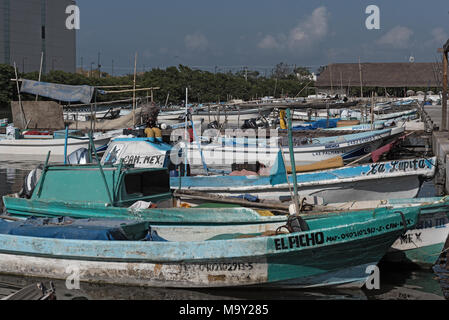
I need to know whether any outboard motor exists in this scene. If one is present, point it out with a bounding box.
[241,119,257,129]
[20,165,43,199]
[67,148,91,165]
[207,121,219,129]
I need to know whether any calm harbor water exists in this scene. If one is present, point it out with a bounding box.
[0,157,445,300]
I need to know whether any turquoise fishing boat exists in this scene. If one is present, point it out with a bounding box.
[2,164,290,240]
[0,206,420,288]
[2,162,449,268]
[322,197,449,267]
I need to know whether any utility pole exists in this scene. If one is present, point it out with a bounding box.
[112,59,114,77]
[22,57,27,73]
[439,40,449,131]
[132,52,138,126]
[97,52,101,78]
[359,57,363,98]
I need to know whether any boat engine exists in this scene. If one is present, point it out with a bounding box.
[67,148,91,165]
[20,165,43,199]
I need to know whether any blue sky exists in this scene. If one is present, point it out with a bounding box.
[76,0,449,74]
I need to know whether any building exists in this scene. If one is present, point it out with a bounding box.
[0,0,76,73]
[316,62,443,96]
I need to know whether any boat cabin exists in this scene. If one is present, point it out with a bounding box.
[101,138,172,169]
[31,164,172,207]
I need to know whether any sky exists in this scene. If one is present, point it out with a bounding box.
[75,0,449,75]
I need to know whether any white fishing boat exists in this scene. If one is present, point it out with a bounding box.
[63,107,125,122]
[182,127,405,168]
[0,129,113,157]
[191,107,274,124]
[293,108,417,122]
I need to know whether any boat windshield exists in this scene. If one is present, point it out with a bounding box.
[124,170,170,197]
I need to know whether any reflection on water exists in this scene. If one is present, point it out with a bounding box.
[0,157,445,300]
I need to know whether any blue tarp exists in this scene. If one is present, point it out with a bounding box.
[0,217,166,241]
[292,119,341,131]
[21,80,95,104]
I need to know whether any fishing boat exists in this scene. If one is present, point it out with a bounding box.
[2,164,289,240]
[327,197,449,267]
[2,161,446,268]
[293,108,417,122]
[0,207,420,288]
[157,106,273,126]
[0,128,113,157]
[183,127,405,168]
[190,106,274,125]
[172,156,437,203]
[63,106,124,122]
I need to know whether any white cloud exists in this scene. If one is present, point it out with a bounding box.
[258,35,280,49]
[430,27,448,46]
[258,6,329,50]
[184,32,209,51]
[377,26,413,49]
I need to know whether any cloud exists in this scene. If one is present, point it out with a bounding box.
[377,26,413,49]
[258,35,281,49]
[430,27,448,46]
[184,32,209,51]
[258,6,329,50]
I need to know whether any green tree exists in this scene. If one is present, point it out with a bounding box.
[0,64,16,109]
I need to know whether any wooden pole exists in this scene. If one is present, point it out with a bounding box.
[35,52,43,101]
[165,92,170,106]
[184,87,188,176]
[286,108,300,215]
[132,52,138,127]
[371,92,374,130]
[443,51,448,132]
[13,62,27,128]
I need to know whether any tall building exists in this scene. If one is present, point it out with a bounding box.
[0,0,76,73]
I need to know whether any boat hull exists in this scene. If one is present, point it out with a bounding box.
[0,208,416,288]
[183,175,423,203]
[173,157,436,203]
[184,128,403,167]
[383,208,449,266]
[0,136,111,156]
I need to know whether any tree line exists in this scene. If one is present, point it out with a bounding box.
[0,63,314,111]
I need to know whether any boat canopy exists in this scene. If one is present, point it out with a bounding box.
[20,79,95,104]
[31,164,172,207]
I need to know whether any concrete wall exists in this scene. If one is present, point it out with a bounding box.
[0,0,76,73]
